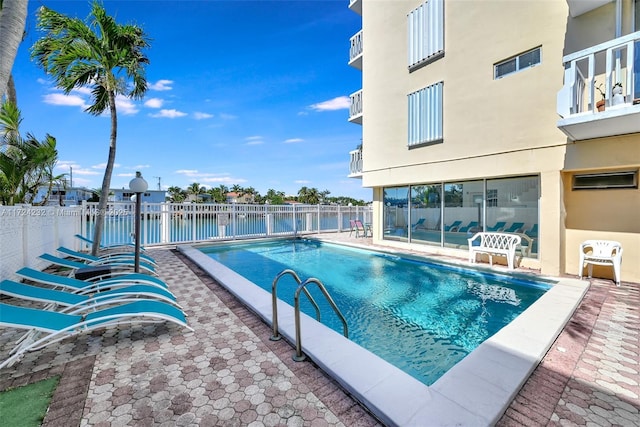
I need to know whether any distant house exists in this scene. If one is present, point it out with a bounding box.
[111,188,166,203]
[32,185,95,206]
[226,192,254,204]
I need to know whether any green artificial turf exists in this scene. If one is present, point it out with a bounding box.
[0,376,60,427]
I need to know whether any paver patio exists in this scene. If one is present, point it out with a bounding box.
[0,234,638,426]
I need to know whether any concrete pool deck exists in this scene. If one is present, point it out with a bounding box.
[0,232,638,426]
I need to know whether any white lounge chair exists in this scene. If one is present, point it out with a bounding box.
[0,299,192,369]
[579,240,623,286]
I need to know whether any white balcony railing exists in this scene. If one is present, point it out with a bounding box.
[557,31,640,141]
[349,147,363,178]
[349,30,363,70]
[349,90,363,124]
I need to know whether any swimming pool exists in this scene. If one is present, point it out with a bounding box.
[199,238,549,386]
[181,237,588,425]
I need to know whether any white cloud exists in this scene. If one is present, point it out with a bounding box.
[245,136,264,146]
[175,169,200,176]
[294,180,311,184]
[284,138,304,144]
[92,162,121,170]
[144,98,164,108]
[131,164,151,169]
[174,170,246,184]
[115,96,139,115]
[148,79,174,91]
[117,172,136,177]
[193,112,213,120]
[219,113,237,120]
[309,96,350,111]
[43,93,88,109]
[149,109,187,118]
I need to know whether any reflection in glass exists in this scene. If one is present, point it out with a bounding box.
[383,187,409,241]
[410,184,442,245]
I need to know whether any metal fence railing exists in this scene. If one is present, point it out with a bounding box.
[81,202,373,247]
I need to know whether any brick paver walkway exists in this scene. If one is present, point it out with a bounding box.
[0,238,638,426]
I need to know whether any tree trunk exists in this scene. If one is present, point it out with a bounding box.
[91,91,118,255]
[0,0,28,100]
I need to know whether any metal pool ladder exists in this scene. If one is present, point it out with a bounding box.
[270,269,349,362]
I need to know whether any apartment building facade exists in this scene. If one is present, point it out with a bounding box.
[348,0,640,282]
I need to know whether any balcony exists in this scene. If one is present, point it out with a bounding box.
[349,30,363,70]
[349,90,363,124]
[556,32,640,141]
[565,0,610,17]
[349,0,361,15]
[348,146,363,178]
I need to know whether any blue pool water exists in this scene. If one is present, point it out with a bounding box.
[200,239,550,385]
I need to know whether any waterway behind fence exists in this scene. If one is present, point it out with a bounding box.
[81,202,373,246]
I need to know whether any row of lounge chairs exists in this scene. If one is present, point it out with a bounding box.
[441,221,538,237]
[0,235,192,370]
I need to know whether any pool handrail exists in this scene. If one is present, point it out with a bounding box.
[293,277,349,362]
[270,269,321,342]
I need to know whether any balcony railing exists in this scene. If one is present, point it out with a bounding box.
[349,90,363,124]
[557,31,640,141]
[348,146,363,178]
[349,30,363,70]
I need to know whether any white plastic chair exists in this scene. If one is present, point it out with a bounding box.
[578,240,623,286]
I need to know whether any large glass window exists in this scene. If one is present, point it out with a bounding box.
[410,184,441,245]
[383,187,409,241]
[444,181,482,248]
[384,176,539,258]
[486,176,539,257]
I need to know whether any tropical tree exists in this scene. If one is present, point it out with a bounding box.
[31,1,150,255]
[187,182,205,202]
[0,0,28,101]
[167,185,186,203]
[297,186,321,204]
[264,188,285,205]
[0,101,59,205]
[208,184,228,203]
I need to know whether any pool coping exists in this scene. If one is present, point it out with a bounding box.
[178,239,589,426]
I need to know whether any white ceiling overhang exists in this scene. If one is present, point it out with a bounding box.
[566,0,613,18]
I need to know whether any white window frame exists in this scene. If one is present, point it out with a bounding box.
[494,47,541,79]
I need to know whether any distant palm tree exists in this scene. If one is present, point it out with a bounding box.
[31,1,150,255]
[0,101,58,205]
[0,0,28,101]
[167,185,186,203]
[297,186,321,204]
[187,182,205,202]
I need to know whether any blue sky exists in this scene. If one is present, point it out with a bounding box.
[12,0,369,200]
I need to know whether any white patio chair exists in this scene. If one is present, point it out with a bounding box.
[578,240,623,286]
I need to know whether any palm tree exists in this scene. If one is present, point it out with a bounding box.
[0,101,59,205]
[297,186,321,205]
[186,182,204,202]
[0,0,28,101]
[32,1,150,255]
[167,185,186,203]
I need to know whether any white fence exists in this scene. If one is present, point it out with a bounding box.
[1,202,372,281]
[79,202,372,247]
[0,205,81,281]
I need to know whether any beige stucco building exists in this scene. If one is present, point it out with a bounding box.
[348,0,640,283]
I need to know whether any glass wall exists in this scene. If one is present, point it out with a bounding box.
[486,176,539,257]
[443,180,482,248]
[410,184,442,245]
[383,175,539,258]
[383,187,409,241]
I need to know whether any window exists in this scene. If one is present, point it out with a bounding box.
[408,81,443,147]
[572,170,638,190]
[486,189,498,207]
[408,0,444,69]
[494,47,541,79]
